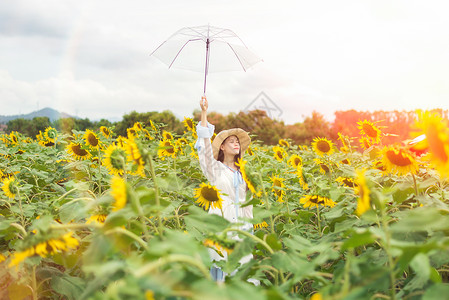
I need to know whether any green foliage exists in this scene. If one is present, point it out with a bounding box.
[2,114,449,300]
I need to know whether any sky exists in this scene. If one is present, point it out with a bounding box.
[1,0,449,124]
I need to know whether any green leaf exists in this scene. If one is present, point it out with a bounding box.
[342,229,376,251]
[422,283,449,300]
[265,233,282,251]
[184,206,230,236]
[50,274,86,300]
[390,207,449,233]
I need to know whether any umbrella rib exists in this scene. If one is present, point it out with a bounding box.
[167,38,203,68]
[226,43,247,71]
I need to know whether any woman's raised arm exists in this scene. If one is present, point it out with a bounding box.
[200,96,208,127]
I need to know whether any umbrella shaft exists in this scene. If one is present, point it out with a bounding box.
[203,38,210,95]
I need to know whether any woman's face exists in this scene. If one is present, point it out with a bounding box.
[220,135,240,156]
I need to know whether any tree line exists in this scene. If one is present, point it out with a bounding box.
[4,108,448,147]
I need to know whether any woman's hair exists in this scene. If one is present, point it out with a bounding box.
[216,136,241,170]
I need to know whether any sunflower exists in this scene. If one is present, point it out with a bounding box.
[162,130,174,140]
[338,132,350,153]
[66,142,92,160]
[271,175,286,202]
[381,145,418,176]
[411,110,449,177]
[354,169,371,216]
[9,132,19,145]
[100,126,112,138]
[125,138,145,176]
[340,158,350,165]
[236,158,261,197]
[203,237,235,256]
[0,253,6,263]
[127,127,138,139]
[194,183,223,210]
[247,146,254,156]
[335,176,358,188]
[158,139,177,160]
[314,158,331,175]
[149,120,158,132]
[359,137,372,150]
[296,167,309,190]
[86,214,107,224]
[2,177,18,199]
[357,120,382,144]
[183,117,195,132]
[288,154,303,169]
[272,145,286,161]
[312,137,334,156]
[133,122,144,131]
[9,232,79,267]
[44,127,58,143]
[278,139,290,148]
[115,136,128,148]
[103,144,127,175]
[39,139,55,147]
[84,129,100,148]
[300,195,335,209]
[310,293,323,300]
[145,290,155,300]
[189,143,199,159]
[110,176,127,211]
[143,129,154,140]
[253,221,269,230]
[372,159,386,172]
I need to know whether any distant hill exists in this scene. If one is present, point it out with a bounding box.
[0,107,75,124]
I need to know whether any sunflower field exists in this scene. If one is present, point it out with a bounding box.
[2,111,449,300]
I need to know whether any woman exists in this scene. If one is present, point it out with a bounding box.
[194,96,255,282]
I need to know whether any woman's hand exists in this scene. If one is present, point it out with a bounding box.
[200,96,208,112]
[200,96,208,127]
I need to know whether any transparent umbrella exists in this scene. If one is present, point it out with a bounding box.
[150,24,262,95]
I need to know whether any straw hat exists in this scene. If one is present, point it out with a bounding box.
[212,128,251,160]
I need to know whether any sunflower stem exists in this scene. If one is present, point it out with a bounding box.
[147,153,163,237]
[10,223,27,237]
[222,228,274,254]
[97,148,102,195]
[379,200,397,300]
[104,227,149,251]
[316,205,322,236]
[411,173,419,197]
[135,254,210,279]
[31,265,38,300]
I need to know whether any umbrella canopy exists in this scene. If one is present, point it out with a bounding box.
[150,24,262,94]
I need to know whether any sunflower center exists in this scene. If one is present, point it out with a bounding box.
[309,195,323,204]
[386,149,412,167]
[317,141,331,153]
[102,128,110,136]
[294,158,301,166]
[87,134,99,147]
[72,144,88,156]
[201,186,220,202]
[363,124,378,138]
[427,125,448,162]
[166,146,175,154]
[343,179,356,187]
[320,164,330,173]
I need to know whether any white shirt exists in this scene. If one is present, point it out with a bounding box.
[195,122,254,262]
